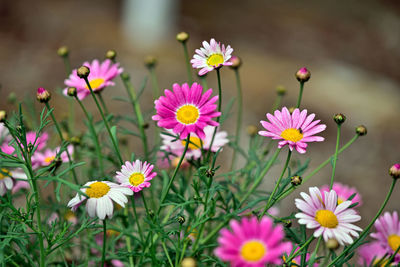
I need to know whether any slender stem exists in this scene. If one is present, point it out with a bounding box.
[199,75,208,92]
[74,97,105,176]
[44,102,78,184]
[328,179,397,266]
[83,77,123,165]
[132,196,144,243]
[62,56,71,76]
[330,125,341,189]
[285,236,314,263]
[98,93,109,115]
[149,67,160,98]
[158,134,190,213]
[261,150,292,217]
[101,219,107,267]
[275,134,359,202]
[271,95,283,112]
[230,69,243,170]
[309,236,322,265]
[182,42,193,84]
[161,240,174,267]
[296,82,304,108]
[120,76,149,160]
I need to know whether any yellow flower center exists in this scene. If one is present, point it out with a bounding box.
[207,54,225,67]
[176,105,200,125]
[315,210,338,228]
[129,172,145,186]
[85,182,110,198]
[44,156,55,164]
[281,128,303,142]
[240,240,266,262]
[388,234,400,253]
[85,78,105,90]
[181,136,202,150]
[0,168,10,180]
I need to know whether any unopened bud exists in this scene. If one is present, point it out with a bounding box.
[57,46,69,57]
[77,66,90,79]
[177,216,185,224]
[142,122,149,129]
[295,67,311,83]
[121,73,130,81]
[291,175,302,186]
[36,87,51,103]
[355,125,367,136]
[288,107,296,114]
[144,55,157,68]
[27,143,34,154]
[70,136,81,145]
[176,32,189,43]
[7,92,17,104]
[389,164,400,179]
[206,169,215,178]
[247,125,258,137]
[67,87,77,97]
[229,56,242,69]
[105,50,117,60]
[181,257,197,267]
[284,220,292,228]
[276,85,286,96]
[148,210,155,218]
[333,113,346,125]
[326,238,340,250]
[0,110,7,122]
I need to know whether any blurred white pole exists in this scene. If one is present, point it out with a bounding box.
[122,0,178,51]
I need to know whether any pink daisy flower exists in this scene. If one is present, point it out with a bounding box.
[152,83,221,139]
[295,187,362,245]
[215,216,292,266]
[26,131,48,151]
[358,241,398,266]
[114,160,157,193]
[191,38,233,76]
[31,145,73,168]
[67,181,132,220]
[370,211,400,260]
[63,59,123,100]
[259,107,326,154]
[1,142,15,155]
[156,151,190,170]
[320,182,362,207]
[160,126,229,160]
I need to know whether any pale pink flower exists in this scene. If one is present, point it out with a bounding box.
[320,182,362,207]
[114,160,157,193]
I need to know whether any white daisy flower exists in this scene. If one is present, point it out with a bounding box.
[295,187,362,245]
[67,181,133,220]
[115,160,157,193]
[0,168,27,196]
[190,38,233,76]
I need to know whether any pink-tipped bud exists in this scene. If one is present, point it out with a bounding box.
[229,56,242,69]
[389,164,400,179]
[36,87,51,103]
[295,67,311,82]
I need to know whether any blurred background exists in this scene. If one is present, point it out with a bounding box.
[1,0,399,228]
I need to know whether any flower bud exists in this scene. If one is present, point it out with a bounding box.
[144,55,157,68]
[0,110,6,122]
[7,92,17,104]
[177,215,185,224]
[176,32,189,43]
[355,125,367,136]
[288,107,296,114]
[291,175,302,186]
[389,164,400,179]
[77,66,90,79]
[148,210,155,218]
[276,85,286,96]
[326,238,340,250]
[229,56,242,69]
[284,220,292,228]
[295,67,311,83]
[57,46,69,57]
[205,169,215,178]
[36,87,51,103]
[70,136,81,146]
[27,143,34,154]
[333,113,346,125]
[105,49,117,60]
[67,87,77,97]
[121,73,130,81]
[247,125,258,137]
[181,257,197,267]
[142,122,149,129]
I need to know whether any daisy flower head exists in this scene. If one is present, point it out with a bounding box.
[259,107,326,154]
[0,168,27,196]
[67,181,133,220]
[371,211,400,258]
[160,126,229,160]
[152,83,221,139]
[295,187,362,245]
[26,131,48,151]
[358,241,398,266]
[215,216,292,266]
[115,160,157,193]
[63,59,123,100]
[31,145,73,168]
[320,182,362,207]
[191,38,233,76]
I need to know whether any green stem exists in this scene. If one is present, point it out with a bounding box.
[285,236,314,263]
[123,206,135,267]
[62,56,71,76]
[182,42,193,84]
[83,77,123,165]
[271,95,283,112]
[309,236,322,265]
[161,240,174,267]
[44,102,78,184]
[98,93,109,115]
[328,179,397,266]
[132,196,144,243]
[330,125,341,189]
[101,219,107,267]
[260,150,292,217]
[296,82,304,108]
[199,75,208,92]
[230,69,243,170]
[149,67,160,98]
